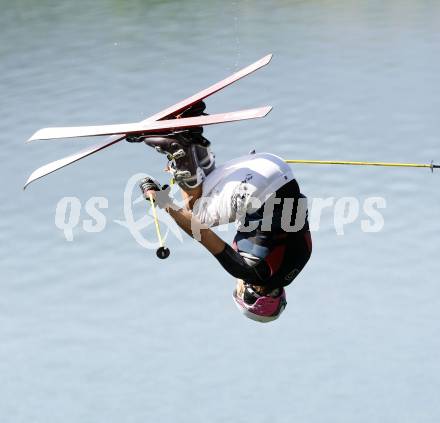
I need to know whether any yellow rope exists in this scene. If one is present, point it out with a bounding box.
[285,159,437,170]
[148,193,164,247]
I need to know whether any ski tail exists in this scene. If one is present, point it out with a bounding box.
[23,136,122,190]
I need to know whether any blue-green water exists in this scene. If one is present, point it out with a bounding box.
[1,1,440,422]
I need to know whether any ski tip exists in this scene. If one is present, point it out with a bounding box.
[27,127,59,142]
[254,54,273,68]
[27,129,44,142]
[260,105,273,117]
[23,177,31,190]
[23,167,44,190]
[262,53,273,65]
[23,168,39,189]
[23,170,41,190]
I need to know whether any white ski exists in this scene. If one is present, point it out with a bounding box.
[27,107,272,141]
[24,54,273,189]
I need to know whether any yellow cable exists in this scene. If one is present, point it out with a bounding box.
[148,193,164,248]
[285,159,436,170]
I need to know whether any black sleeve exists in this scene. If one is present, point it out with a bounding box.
[213,244,270,285]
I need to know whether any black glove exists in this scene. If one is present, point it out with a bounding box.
[139,177,173,209]
[139,177,161,193]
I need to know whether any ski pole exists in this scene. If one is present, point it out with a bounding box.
[285,159,440,172]
[147,193,170,260]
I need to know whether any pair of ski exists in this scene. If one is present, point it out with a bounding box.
[24,54,273,189]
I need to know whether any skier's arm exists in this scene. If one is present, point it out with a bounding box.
[167,206,225,255]
[167,207,268,284]
[141,179,268,283]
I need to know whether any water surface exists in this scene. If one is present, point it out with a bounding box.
[1,1,440,422]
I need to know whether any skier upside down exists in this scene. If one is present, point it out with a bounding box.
[139,107,312,322]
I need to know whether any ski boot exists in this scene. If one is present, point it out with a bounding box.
[129,101,215,189]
